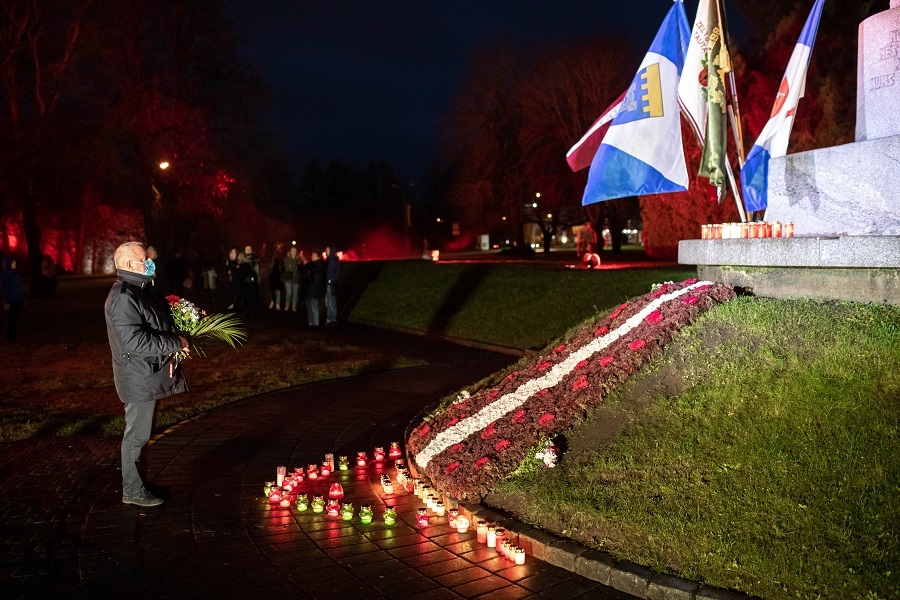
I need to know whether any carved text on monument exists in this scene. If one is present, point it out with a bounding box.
[870,29,900,92]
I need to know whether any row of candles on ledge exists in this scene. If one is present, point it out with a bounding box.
[263,443,529,565]
[701,221,795,239]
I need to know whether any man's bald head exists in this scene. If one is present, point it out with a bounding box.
[114,242,148,273]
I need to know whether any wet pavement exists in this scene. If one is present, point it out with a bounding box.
[0,325,639,599]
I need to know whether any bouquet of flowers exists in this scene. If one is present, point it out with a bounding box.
[166,296,247,360]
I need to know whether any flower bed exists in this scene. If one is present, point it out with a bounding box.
[407,278,736,501]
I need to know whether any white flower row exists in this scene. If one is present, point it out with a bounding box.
[414,281,710,468]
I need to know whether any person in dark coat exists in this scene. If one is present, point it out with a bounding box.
[1,256,24,342]
[105,242,189,507]
[323,246,340,326]
[237,251,259,321]
[302,248,325,328]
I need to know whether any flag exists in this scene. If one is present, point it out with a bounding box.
[678,0,711,143]
[698,0,731,192]
[582,0,691,205]
[740,0,825,212]
[566,90,626,172]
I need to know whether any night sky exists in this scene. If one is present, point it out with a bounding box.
[224,1,728,181]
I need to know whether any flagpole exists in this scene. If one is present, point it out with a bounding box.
[725,159,747,223]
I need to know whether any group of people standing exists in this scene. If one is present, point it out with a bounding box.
[225,244,340,327]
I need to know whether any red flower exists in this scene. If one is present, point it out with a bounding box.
[572,375,588,391]
[537,361,553,371]
[451,443,464,453]
[629,339,646,351]
[539,413,555,427]
[512,410,526,424]
[451,400,469,411]
[166,295,180,305]
[446,461,460,474]
[594,325,609,337]
[682,295,699,305]
[610,302,628,320]
[554,344,566,353]
[534,388,549,396]
[418,424,431,437]
[696,284,712,291]
[481,422,497,439]
[575,360,589,370]
[599,356,615,367]
[684,278,698,285]
[646,310,663,325]
[487,390,499,401]
[502,371,519,382]
[495,439,511,452]
[474,457,490,469]
[447,417,459,427]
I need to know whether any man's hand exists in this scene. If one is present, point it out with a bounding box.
[179,336,190,356]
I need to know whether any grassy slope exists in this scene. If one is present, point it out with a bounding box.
[490,298,900,600]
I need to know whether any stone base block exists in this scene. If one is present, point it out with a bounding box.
[766,136,900,236]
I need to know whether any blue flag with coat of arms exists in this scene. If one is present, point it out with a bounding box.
[582,0,691,205]
[740,0,825,212]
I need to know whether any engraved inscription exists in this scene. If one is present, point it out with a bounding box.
[870,73,896,90]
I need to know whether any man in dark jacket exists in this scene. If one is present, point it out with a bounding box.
[323,246,340,326]
[105,242,189,507]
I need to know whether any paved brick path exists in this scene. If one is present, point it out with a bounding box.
[1,327,638,599]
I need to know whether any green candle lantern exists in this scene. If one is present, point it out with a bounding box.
[295,494,309,511]
[338,455,350,471]
[341,502,354,521]
[359,504,373,524]
[264,481,274,496]
[311,494,325,513]
[383,506,397,526]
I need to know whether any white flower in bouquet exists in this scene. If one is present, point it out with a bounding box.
[166,295,247,361]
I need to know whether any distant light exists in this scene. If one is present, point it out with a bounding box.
[436,218,442,223]
[532,203,537,208]
[159,161,169,170]
[546,213,552,219]
[535,192,541,198]
[292,240,297,246]
[430,250,440,262]
[502,216,507,221]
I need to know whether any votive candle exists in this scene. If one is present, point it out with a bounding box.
[455,515,470,534]
[276,465,286,486]
[486,525,497,547]
[515,547,525,565]
[476,521,488,543]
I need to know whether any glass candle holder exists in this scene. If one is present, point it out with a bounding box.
[268,489,282,504]
[276,466,286,486]
[383,506,397,525]
[455,515,470,534]
[388,442,402,460]
[448,509,459,526]
[515,547,526,565]
[264,481,274,496]
[341,502,354,521]
[279,496,291,509]
[328,483,344,500]
[320,462,331,477]
[394,458,405,470]
[359,504,373,524]
[373,447,385,462]
[338,455,349,470]
[416,508,430,528]
[324,453,334,470]
[383,482,394,494]
[356,451,367,467]
[296,494,309,511]
[425,494,436,510]
[486,525,497,547]
[311,495,325,513]
[476,521,488,543]
[435,501,445,516]
[495,527,507,549]
[326,500,341,518]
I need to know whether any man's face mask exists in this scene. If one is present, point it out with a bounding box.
[143,257,156,277]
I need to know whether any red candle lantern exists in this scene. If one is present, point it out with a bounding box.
[388,442,403,460]
[320,462,331,477]
[373,447,385,462]
[448,508,459,526]
[356,451,367,467]
[326,499,341,518]
[268,489,282,504]
[307,464,319,480]
[416,508,430,528]
[328,483,344,500]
